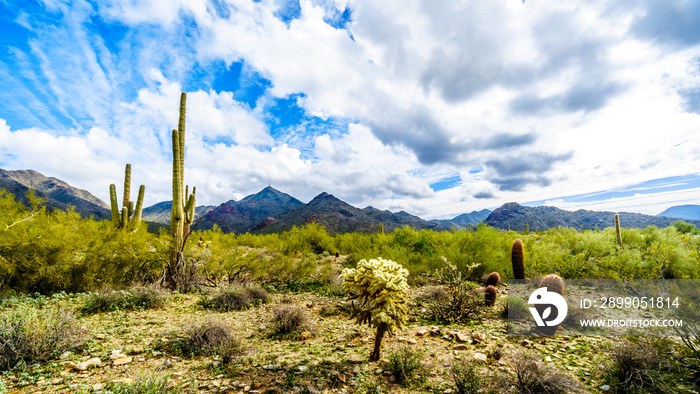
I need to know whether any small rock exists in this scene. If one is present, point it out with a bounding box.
[337,373,346,384]
[113,356,133,366]
[95,334,106,340]
[544,356,552,362]
[416,329,428,337]
[472,332,484,341]
[59,351,72,360]
[444,389,453,394]
[64,361,76,370]
[408,338,418,344]
[388,375,396,383]
[521,339,532,348]
[352,366,360,374]
[453,344,469,351]
[92,383,105,391]
[300,331,312,340]
[430,327,441,336]
[473,352,488,363]
[454,332,470,343]
[74,358,101,371]
[244,385,251,392]
[600,385,611,392]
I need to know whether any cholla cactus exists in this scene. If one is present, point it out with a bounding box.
[340,257,409,361]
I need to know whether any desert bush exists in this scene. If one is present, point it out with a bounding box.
[384,345,423,384]
[428,257,482,323]
[450,357,482,394]
[158,319,242,359]
[0,306,87,371]
[500,350,584,393]
[80,285,167,314]
[605,339,670,393]
[271,306,308,337]
[198,284,269,311]
[502,296,529,320]
[106,374,181,393]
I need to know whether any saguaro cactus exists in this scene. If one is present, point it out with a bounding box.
[168,92,197,288]
[511,239,525,280]
[340,258,409,362]
[109,163,145,231]
[614,213,622,247]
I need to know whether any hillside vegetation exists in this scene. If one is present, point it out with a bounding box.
[2,188,700,393]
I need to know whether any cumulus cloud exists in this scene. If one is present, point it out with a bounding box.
[2,0,700,220]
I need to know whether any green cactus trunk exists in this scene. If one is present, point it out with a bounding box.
[167,92,197,290]
[615,214,622,247]
[109,163,145,231]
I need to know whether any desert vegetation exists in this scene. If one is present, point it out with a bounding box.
[1,94,700,393]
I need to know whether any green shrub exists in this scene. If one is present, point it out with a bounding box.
[271,306,308,337]
[157,319,242,359]
[107,374,181,393]
[450,357,481,394]
[428,257,482,323]
[80,286,167,314]
[503,350,584,393]
[384,345,423,384]
[198,284,269,311]
[605,339,669,393]
[0,306,87,371]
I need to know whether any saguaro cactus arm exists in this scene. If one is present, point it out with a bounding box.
[109,163,145,231]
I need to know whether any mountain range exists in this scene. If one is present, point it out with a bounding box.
[484,202,700,231]
[2,168,699,234]
[0,169,110,220]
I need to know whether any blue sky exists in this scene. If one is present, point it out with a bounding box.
[0,0,699,219]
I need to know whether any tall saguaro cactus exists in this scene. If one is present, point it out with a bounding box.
[614,213,622,247]
[168,92,197,288]
[109,163,145,231]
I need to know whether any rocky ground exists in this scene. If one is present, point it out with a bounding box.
[0,286,683,393]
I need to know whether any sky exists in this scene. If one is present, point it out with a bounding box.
[0,0,699,219]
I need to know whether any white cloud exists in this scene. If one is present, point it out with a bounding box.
[2,0,700,221]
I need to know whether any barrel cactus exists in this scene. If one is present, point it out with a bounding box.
[340,257,409,361]
[485,272,500,287]
[511,239,525,280]
[484,285,498,306]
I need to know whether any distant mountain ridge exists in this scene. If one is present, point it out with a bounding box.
[484,202,700,231]
[430,209,492,229]
[141,201,217,225]
[657,205,700,221]
[197,186,305,233]
[0,169,110,220]
[253,192,447,234]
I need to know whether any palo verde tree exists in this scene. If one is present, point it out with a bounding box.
[166,92,197,290]
[340,257,409,361]
[109,163,145,231]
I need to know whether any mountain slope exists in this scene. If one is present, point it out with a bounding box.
[255,192,447,234]
[657,205,700,221]
[485,202,700,231]
[197,186,305,233]
[141,201,217,225]
[0,169,110,220]
[431,209,492,229]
